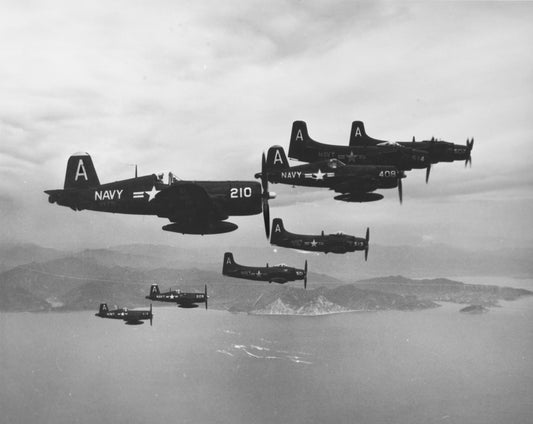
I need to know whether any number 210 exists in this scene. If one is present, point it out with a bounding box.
[230,187,252,198]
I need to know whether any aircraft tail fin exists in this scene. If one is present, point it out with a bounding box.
[223,252,237,274]
[349,121,383,146]
[270,218,287,244]
[149,284,160,297]
[265,146,290,172]
[98,303,108,316]
[288,121,312,159]
[64,153,100,189]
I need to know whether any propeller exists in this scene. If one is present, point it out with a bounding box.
[149,304,153,326]
[205,284,208,310]
[304,260,308,289]
[425,164,431,184]
[364,227,370,261]
[261,152,272,239]
[398,172,404,204]
[465,138,474,167]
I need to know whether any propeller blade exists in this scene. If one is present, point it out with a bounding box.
[425,165,431,184]
[261,152,268,192]
[261,151,271,239]
[398,177,403,204]
[205,284,208,310]
[263,197,270,239]
[365,227,370,261]
[304,260,308,289]
[150,304,153,326]
[465,138,474,167]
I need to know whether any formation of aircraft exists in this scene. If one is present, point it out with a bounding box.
[288,121,430,172]
[95,303,153,325]
[256,146,405,203]
[45,153,276,237]
[47,120,472,316]
[270,218,370,259]
[222,252,308,289]
[347,121,474,182]
[146,284,208,309]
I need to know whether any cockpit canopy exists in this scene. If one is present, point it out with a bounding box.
[327,158,345,169]
[377,141,401,147]
[156,172,180,185]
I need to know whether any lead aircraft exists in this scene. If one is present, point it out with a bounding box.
[347,121,474,182]
[45,153,276,237]
[95,303,153,325]
[288,121,429,172]
[256,146,405,204]
[222,252,308,289]
[271,218,370,259]
[146,284,208,309]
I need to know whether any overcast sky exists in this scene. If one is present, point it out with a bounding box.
[1,1,532,251]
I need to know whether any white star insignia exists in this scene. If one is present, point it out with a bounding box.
[146,186,160,201]
[314,169,325,180]
[347,151,356,162]
[310,239,318,247]
[256,270,262,277]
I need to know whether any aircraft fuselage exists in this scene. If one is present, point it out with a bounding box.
[223,264,305,284]
[146,291,206,307]
[46,176,262,217]
[267,161,401,192]
[95,307,152,324]
[289,139,428,170]
[273,232,365,254]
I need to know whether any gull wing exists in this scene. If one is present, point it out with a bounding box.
[154,183,235,234]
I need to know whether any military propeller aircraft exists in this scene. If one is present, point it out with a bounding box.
[146,284,208,309]
[288,121,429,172]
[45,153,276,237]
[95,303,153,325]
[347,121,474,182]
[256,146,405,204]
[222,252,308,289]
[271,218,370,259]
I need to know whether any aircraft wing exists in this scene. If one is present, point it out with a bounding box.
[329,176,376,194]
[153,183,228,226]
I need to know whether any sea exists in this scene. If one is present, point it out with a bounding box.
[1,277,532,424]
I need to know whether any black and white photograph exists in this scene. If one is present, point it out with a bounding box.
[1,1,532,423]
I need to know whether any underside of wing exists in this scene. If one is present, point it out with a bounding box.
[330,176,377,195]
[153,183,236,234]
[270,278,288,284]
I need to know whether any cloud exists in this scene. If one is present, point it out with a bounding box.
[0,1,532,249]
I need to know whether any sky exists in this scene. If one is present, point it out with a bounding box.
[0,0,532,251]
